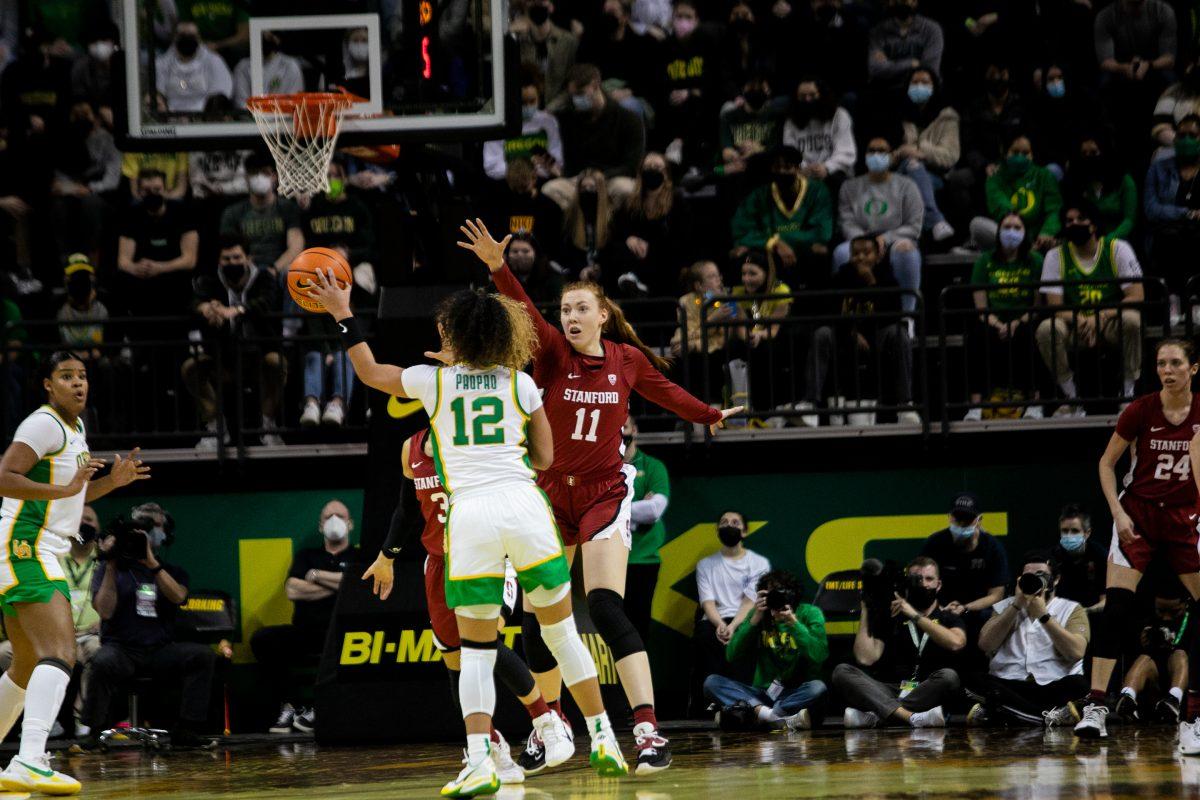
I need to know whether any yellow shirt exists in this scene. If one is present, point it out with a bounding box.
[121,152,189,191]
[732,282,792,334]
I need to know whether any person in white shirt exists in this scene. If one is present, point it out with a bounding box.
[692,510,769,710]
[781,78,857,191]
[155,22,234,113]
[482,78,564,181]
[969,552,1090,726]
[232,32,304,109]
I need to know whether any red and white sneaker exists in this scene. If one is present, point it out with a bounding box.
[632,722,672,775]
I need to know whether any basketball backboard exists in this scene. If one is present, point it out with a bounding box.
[117,0,513,151]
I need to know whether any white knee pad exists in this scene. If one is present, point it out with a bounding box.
[458,646,498,718]
[539,615,597,688]
[526,582,571,608]
[455,603,502,620]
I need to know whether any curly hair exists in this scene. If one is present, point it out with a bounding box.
[435,289,536,371]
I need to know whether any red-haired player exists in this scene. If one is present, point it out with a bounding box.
[361,428,575,781]
[459,219,741,774]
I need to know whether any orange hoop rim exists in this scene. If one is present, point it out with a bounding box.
[245,90,363,115]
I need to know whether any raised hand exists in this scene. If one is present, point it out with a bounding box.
[456,218,511,273]
[109,447,150,488]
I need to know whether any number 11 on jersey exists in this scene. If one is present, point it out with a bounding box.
[571,408,600,442]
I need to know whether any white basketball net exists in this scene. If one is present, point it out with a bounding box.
[247,94,353,200]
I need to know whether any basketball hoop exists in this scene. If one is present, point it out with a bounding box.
[246,91,358,200]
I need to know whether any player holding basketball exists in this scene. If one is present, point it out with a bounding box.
[459,218,742,774]
[0,351,149,794]
[360,428,575,783]
[309,272,627,796]
[1074,339,1200,753]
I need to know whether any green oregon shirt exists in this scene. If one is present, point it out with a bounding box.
[627,449,670,565]
[1059,236,1121,307]
[970,250,1043,320]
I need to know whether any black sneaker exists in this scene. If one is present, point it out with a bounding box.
[1113,694,1139,723]
[517,729,546,774]
[269,703,296,734]
[632,722,671,775]
[292,707,315,733]
[170,727,218,751]
[1156,695,1182,724]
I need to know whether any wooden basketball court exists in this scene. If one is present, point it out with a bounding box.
[40,727,1200,798]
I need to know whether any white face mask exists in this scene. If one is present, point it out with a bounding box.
[348,41,370,63]
[322,515,349,542]
[248,173,273,195]
[89,41,115,62]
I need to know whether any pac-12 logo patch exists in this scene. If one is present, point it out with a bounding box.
[608,374,617,385]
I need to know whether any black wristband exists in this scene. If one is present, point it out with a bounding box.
[1038,613,1051,625]
[337,315,366,349]
[149,564,163,575]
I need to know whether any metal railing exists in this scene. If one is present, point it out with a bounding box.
[937,277,1170,427]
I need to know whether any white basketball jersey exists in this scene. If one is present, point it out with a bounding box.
[400,365,543,500]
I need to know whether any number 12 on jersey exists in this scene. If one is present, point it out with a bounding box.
[571,408,600,442]
[450,396,505,445]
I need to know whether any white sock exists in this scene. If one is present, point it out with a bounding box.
[584,711,612,739]
[19,663,70,760]
[1121,687,1137,702]
[1172,687,1185,703]
[466,732,491,765]
[0,673,25,741]
[1060,378,1078,399]
[756,705,779,723]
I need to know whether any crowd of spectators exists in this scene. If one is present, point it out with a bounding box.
[4,0,1200,442]
[693,490,1185,732]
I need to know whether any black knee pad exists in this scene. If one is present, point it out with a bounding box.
[446,666,462,716]
[521,612,559,673]
[495,643,537,699]
[587,588,644,662]
[1094,587,1138,660]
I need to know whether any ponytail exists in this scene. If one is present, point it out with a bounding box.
[563,280,672,373]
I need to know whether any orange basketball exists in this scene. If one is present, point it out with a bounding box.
[288,247,352,313]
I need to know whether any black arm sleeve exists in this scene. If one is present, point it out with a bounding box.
[380,479,423,557]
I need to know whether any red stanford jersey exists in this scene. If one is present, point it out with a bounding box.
[1116,392,1200,507]
[408,429,448,555]
[493,265,721,477]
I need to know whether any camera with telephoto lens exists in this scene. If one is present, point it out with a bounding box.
[766,587,797,612]
[1017,572,1049,596]
[861,559,905,636]
[98,516,152,564]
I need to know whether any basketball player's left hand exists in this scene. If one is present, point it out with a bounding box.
[109,447,150,488]
[362,553,395,600]
[308,267,352,318]
[710,406,745,435]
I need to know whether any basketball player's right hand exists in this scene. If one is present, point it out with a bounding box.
[308,267,352,319]
[457,218,511,273]
[63,458,105,497]
[1114,510,1139,543]
[362,553,396,600]
[710,406,746,435]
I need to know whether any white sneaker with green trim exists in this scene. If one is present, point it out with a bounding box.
[588,726,629,777]
[0,754,81,795]
[440,753,499,798]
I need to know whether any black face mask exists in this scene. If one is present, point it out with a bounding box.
[66,273,94,303]
[890,3,915,20]
[578,191,598,218]
[1063,223,1093,245]
[528,5,550,25]
[772,172,796,193]
[791,100,815,125]
[717,525,743,547]
[1075,154,1104,179]
[730,17,753,36]
[906,583,938,610]
[814,5,837,24]
[176,34,199,57]
[744,89,768,109]
[986,77,1010,96]
[142,193,164,212]
[77,522,98,543]
[221,262,247,283]
[621,433,634,448]
[641,170,665,191]
[72,119,93,138]
[600,12,621,37]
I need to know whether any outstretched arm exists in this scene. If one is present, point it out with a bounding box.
[627,347,742,433]
[306,268,408,397]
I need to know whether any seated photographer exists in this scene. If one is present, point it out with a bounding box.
[1051,504,1107,612]
[80,505,216,750]
[1113,582,1190,724]
[965,552,1089,727]
[832,557,965,729]
[251,499,358,734]
[693,511,770,711]
[702,570,828,731]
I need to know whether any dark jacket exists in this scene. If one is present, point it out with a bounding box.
[191,264,281,349]
[556,97,645,179]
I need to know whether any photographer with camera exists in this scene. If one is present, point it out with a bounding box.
[966,552,1089,727]
[702,570,828,731]
[1113,580,1190,724]
[80,502,217,750]
[832,557,965,728]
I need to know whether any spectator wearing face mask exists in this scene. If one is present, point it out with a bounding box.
[336,28,372,100]
[175,0,251,62]
[50,100,120,266]
[577,0,660,111]
[1145,114,1200,313]
[487,158,564,263]
[791,0,868,99]
[1151,56,1200,156]
[232,31,302,109]
[482,74,563,181]
[219,153,305,277]
[514,0,579,107]
[72,23,119,118]
[731,146,832,289]
[835,135,924,314]
[122,151,190,201]
[1035,199,1144,411]
[559,168,612,279]
[1050,504,1106,612]
[302,160,376,293]
[56,255,128,433]
[622,418,670,641]
[692,510,770,715]
[1028,63,1110,179]
[968,133,1061,253]
[966,551,1089,727]
[781,78,856,197]
[155,22,233,113]
[867,0,944,89]
[182,237,287,449]
[117,169,199,323]
[894,68,958,242]
[1060,135,1136,241]
[252,500,360,735]
[502,233,563,306]
[963,213,1043,422]
[719,76,788,178]
[721,3,773,99]
[607,152,688,299]
[919,493,1009,618]
[656,0,721,165]
[960,63,1029,187]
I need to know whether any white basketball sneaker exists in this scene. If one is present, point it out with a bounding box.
[0,754,81,795]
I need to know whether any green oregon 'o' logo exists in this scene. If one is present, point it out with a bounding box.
[864,198,889,216]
